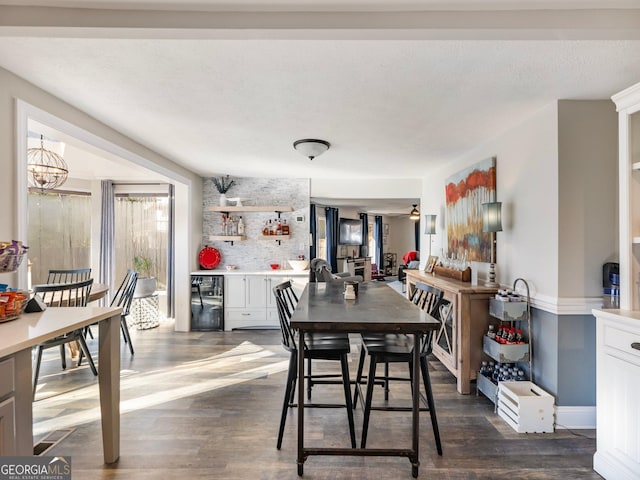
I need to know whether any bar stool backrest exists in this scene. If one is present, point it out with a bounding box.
[46,268,92,285]
[34,278,94,308]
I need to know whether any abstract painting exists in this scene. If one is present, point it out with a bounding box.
[445,157,496,262]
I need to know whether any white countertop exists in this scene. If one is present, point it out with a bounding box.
[191,269,309,276]
[0,306,122,358]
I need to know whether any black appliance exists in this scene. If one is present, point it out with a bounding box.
[191,274,224,331]
[603,262,620,292]
[602,262,620,308]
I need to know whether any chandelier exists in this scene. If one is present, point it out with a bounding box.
[27,135,69,191]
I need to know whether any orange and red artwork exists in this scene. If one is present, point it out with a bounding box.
[445,157,496,262]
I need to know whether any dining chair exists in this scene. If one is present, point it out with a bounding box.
[46,268,92,284]
[79,269,138,363]
[273,281,356,450]
[354,281,444,453]
[32,278,97,400]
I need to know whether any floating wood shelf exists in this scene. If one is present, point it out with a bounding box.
[207,206,293,213]
[209,235,246,245]
[260,234,290,245]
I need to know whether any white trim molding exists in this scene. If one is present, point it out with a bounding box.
[555,406,596,430]
[529,292,604,316]
[612,80,640,114]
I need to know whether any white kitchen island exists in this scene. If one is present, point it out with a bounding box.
[191,269,309,330]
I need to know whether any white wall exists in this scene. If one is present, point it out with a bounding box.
[557,100,618,298]
[311,178,421,199]
[421,102,560,299]
[420,99,618,310]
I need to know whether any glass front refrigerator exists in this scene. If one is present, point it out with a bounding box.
[191,274,224,331]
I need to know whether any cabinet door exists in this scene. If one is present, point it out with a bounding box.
[225,276,246,308]
[265,275,284,309]
[246,275,268,309]
[596,318,640,478]
[0,397,16,456]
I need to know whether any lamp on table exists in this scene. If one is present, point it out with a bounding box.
[482,202,502,287]
[423,214,437,259]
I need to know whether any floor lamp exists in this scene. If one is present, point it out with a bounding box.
[482,202,502,287]
[424,214,437,259]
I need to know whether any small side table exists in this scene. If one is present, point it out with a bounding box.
[130,294,160,330]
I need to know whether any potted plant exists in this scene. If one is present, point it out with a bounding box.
[212,175,236,206]
[133,255,157,297]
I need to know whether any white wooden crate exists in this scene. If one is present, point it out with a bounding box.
[497,381,555,433]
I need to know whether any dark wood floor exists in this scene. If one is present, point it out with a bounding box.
[32,321,601,480]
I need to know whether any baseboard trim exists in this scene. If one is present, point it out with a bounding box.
[555,406,596,430]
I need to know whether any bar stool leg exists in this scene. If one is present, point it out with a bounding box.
[277,352,297,449]
[420,356,442,455]
[340,355,356,448]
[360,356,378,448]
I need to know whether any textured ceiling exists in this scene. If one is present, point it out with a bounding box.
[2,1,640,214]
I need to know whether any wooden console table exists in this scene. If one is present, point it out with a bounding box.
[405,270,497,394]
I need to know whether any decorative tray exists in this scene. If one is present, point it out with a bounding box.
[433,265,471,282]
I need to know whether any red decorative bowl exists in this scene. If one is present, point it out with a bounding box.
[199,246,221,270]
[270,263,280,270]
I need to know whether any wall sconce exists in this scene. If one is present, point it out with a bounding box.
[482,202,502,287]
[424,214,437,258]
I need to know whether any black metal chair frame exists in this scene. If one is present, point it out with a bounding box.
[32,278,97,400]
[80,270,138,364]
[273,280,356,450]
[354,282,444,453]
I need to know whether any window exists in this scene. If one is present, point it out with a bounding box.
[28,191,91,286]
[114,194,169,292]
[317,215,327,261]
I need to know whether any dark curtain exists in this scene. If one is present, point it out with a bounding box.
[310,203,317,261]
[415,220,420,251]
[374,215,383,267]
[326,207,339,273]
[359,212,369,257]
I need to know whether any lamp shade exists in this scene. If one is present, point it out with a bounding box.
[424,214,437,235]
[482,202,503,233]
[409,204,420,221]
[293,139,330,160]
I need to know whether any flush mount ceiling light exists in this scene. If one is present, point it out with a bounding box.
[27,135,69,191]
[293,139,330,160]
[409,204,420,221]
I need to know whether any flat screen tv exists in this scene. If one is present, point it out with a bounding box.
[339,218,363,246]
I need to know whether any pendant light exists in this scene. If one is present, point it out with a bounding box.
[27,135,69,191]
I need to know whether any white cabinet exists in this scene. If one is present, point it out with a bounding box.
[224,273,308,330]
[612,82,640,310]
[0,356,16,455]
[593,309,640,480]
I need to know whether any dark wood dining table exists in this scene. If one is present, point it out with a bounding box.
[289,281,441,477]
